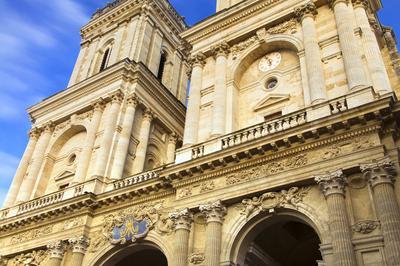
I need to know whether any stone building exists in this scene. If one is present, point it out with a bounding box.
[1,0,400,265]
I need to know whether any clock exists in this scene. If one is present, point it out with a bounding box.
[258,52,281,72]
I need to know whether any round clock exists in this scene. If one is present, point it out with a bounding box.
[258,52,281,72]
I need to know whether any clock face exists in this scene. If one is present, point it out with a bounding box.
[258,52,281,72]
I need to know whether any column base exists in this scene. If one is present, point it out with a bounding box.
[346,86,377,109]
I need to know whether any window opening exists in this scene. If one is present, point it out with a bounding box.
[100,48,111,72]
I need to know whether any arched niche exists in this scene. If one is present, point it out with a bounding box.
[229,34,305,129]
[224,207,330,266]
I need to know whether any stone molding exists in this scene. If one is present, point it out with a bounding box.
[360,157,397,187]
[169,208,193,231]
[295,1,318,21]
[68,236,90,254]
[314,169,347,197]
[47,240,66,259]
[211,42,230,58]
[199,200,227,224]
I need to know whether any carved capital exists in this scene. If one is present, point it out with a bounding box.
[190,53,206,68]
[168,132,179,144]
[92,98,106,112]
[43,121,55,133]
[29,127,41,140]
[126,94,139,107]
[295,2,318,22]
[314,169,347,197]
[110,90,124,104]
[169,208,193,231]
[47,240,66,259]
[211,42,230,58]
[143,108,155,122]
[360,157,397,188]
[68,236,90,254]
[199,200,227,224]
[328,0,350,8]
[351,0,369,9]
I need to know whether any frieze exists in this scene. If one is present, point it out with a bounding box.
[199,180,215,193]
[8,250,48,266]
[9,225,53,245]
[63,217,85,230]
[240,187,310,218]
[352,220,380,234]
[266,18,298,35]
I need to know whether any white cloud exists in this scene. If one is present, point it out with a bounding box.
[49,0,90,26]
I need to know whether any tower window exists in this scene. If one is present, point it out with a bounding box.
[157,51,167,80]
[100,48,111,72]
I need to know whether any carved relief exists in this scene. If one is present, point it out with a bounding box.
[240,187,310,218]
[8,250,48,266]
[266,18,298,35]
[352,220,380,234]
[63,217,84,230]
[199,180,215,193]
[189,252,206,265]
[178,187,193,198]
[10,225,53,245]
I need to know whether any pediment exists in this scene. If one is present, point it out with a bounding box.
[253,93,290,112]
[54,170,75,181]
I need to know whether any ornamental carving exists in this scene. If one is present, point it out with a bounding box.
[63,217,84,230]
[266,18,298,35]
[8,250,48,266]
[200,180,215,193]
[10,225,53,245]
[178,187,193,198]
[199,200,227,223]
[240,187,310,218]
[352,220,380,234]
[295,2,317,21]
[314,170,347,197]
[360,157,397,187]
[189,252,205,265]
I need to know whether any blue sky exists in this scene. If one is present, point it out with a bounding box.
[0,0,398,206]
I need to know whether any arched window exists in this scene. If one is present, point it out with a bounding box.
[100,48,111,72]
[157,51,167,80]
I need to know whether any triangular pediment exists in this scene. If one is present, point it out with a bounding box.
[253,93,290,112]
[54,170,75,180]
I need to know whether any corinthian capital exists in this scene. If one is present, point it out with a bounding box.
[126,94,139,107]
[351,0,369,9]
[190,52,206,68]
[169,208,193,231]
[68,236,90,254]
[314,169,347,197]
[328,0,350,8]
[92,98,106,112]
[211,42,230,58]
[47,240,66,259]
[360,157,397,187]
[29,127,41,140]
[143,108,155,122]
[295,2,318,21]
[110,90,124,104]
[199,200,227,224]
[43,121,55,133]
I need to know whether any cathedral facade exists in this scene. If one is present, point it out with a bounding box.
[1,0,400,265]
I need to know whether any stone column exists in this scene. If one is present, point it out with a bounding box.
[166,132,178,164]
[199,200,227,266]
[121,16,139,59]
[68,236,90,266]
[17,122,54,203]
[132,108,154,174]
[330,0,367,90]
[211,42,230,137]
[360,157,400,265]
[295,2,327,104]
[68,41,90,86]
[73,99,105,183]
[47,240,66,266]
[170,208,194,266]
[183,53,206,146]
[111,95,138,179]
[93,91,123,178]
[314,170,357,266]
[3,128,40,207]
[352,0,391,93]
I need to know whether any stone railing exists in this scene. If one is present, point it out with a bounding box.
[18,191,64,214]
[175,87,377,164]
[111,171,159,190]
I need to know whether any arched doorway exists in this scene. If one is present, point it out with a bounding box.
[97,242,168,266]
[234,214,322,266]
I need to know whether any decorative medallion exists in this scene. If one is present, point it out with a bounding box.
[259,52,281,72]
[352,220,380,234]
[110,215,152,244]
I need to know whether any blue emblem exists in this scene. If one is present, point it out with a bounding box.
[110,215,151,244]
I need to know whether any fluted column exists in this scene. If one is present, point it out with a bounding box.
[183,53,206,146]
[330,0,367,90]
[170,208,193,266]
[166,132,178,164]
[73,99,105,184]
[360,157,400,265]
[211,42,229,137]
[47,240,66,266]
[132,108,154,174]
[111,95,138,179]
[315,170,357,266]
[68,236,90,266]
[295,2,327,104]
[3,128,40,207]
[352,0,391,93]
[93,91,123,178]
[199,200,227,266]
[17,122,54,203]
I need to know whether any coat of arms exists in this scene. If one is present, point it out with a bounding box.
[110,215,151,244]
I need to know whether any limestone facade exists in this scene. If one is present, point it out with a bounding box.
[1,0,400,265]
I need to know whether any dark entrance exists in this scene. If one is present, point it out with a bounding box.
[115,248,167,266]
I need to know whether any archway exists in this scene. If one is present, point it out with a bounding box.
[233,213,322,266]
[96,242,168,266]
